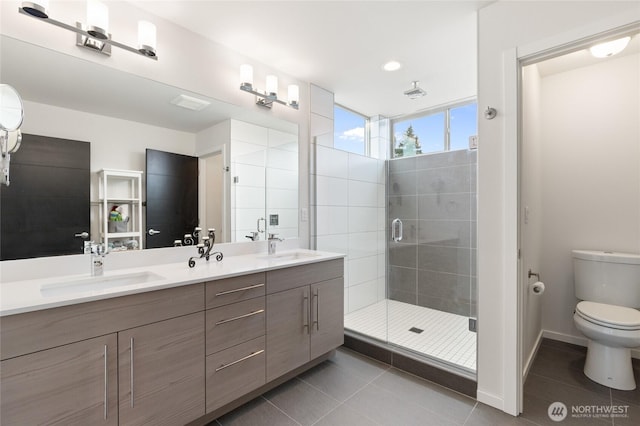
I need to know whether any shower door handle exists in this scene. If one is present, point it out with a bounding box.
[391,218,403,242]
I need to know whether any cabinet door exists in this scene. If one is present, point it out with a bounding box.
[118,312,205,426]
[0,334,118,425]
[266,286,310,381]
[310,278,345,359]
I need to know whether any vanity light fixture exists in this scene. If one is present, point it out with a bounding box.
[18,0,158,60]
[239,64,299,110]
[589,36,631,58]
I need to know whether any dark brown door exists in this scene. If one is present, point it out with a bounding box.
[145,149,198,248]
[0,134,90,260]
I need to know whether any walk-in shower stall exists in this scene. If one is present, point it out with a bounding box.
[313,111,477,378]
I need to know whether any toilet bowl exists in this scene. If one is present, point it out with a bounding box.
[573,301,640,390]
[572,250,640,391]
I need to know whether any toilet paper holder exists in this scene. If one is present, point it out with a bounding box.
[528,269,540,280]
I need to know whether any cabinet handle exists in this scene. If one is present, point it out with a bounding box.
[215,309,264,325]
[215,349,265,372]
[130,337,134,408]
[215,283,264,296]
[303,292,309,333]
[103,345,108,420]
[313,289,319,331]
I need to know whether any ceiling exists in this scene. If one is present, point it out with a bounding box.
[131,0,491,118]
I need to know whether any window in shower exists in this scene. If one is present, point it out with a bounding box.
[392,101,477,158]
[334,104,368,155]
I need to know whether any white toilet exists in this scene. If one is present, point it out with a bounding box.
[572,250,640,390]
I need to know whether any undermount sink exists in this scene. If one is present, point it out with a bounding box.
[40,271,164,297]
[258,251,322,262]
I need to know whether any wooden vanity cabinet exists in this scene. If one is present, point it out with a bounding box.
[0,284,204,426]
[266,259,344,381]
[118,312,205,426]
[0,334,118,426]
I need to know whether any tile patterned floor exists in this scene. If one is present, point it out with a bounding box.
[210,339,639,426]
[344,299,476,372]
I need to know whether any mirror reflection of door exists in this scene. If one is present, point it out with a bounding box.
[0,134,90,260]
[200,151,227,243]
[145,149,198,249]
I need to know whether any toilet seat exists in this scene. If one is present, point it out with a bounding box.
[576,301,640,331]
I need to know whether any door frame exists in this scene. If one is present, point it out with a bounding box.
[506,19,640,416]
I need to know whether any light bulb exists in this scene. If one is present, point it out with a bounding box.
[288,85,299,107]
[240,64,253,89]
[138,21,157,57]
[87,0,109,40]
[589,36,631,58]
[265,75,278,97]
[21,0,49,18]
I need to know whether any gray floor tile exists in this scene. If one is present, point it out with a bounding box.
[522,393,612,426]
[529,345,611,398]
[313,404,381,426]
[464,403,540,426]
[610,365,640,407]
[372,368,475,424]
[524,373,612,408]
[298,359,369,402]
[345,382,459,426]
[612,399,640,426]
[264,378,339,426]
[326,347,390,382]
[216,397,299,426]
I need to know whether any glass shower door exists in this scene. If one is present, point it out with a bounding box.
[386,149,477,373]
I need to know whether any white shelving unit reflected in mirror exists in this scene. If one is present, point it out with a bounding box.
[98,169,143,251]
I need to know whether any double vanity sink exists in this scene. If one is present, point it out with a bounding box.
[0,248,344,426]
[1,249,328,316]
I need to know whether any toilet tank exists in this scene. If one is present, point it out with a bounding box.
[572,250,640,308]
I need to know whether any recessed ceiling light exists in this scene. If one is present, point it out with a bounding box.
[170,94,211,111]
[383,61,402,71]
[589,36,631,58]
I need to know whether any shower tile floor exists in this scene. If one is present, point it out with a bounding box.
[344,299,476,372]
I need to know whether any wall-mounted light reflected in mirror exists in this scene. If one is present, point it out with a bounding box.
[239,64,299,110]
[0,84,25,186]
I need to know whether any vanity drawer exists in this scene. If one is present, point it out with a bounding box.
[206,297,265,355]
[205,273,266,308]
[0,284,204,360]
[206,336,265,413]
[266,259,343,294]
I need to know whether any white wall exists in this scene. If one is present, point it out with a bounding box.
[538,53,640,342]
[478,0,640,415]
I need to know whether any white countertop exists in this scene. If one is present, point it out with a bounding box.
[0,249,344,317]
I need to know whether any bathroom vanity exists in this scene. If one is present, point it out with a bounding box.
[0,250,344,426]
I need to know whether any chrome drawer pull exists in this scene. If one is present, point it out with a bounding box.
[215,309,264,325]
[130,337,134,408]
[215,349,265,372]
[215,283,264,296]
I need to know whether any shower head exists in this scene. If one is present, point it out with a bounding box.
[404,81,426,99]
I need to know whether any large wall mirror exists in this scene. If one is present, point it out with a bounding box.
[0,35,299,260]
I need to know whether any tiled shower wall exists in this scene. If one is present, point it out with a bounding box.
[310,85,389,314]
[387,150,477,317]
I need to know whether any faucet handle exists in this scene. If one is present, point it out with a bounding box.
[268,233,284,241]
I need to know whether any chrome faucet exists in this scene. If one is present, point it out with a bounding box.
[245,231,259,241]
[268,233,284,255]
[89,242,107,276]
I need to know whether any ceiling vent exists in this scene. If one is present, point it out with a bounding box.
[404,81,426,99]
[170,94,211,111]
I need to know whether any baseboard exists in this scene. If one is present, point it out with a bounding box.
[542,330,640,359]
[476,389,504,412]
[522,329,543,381]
